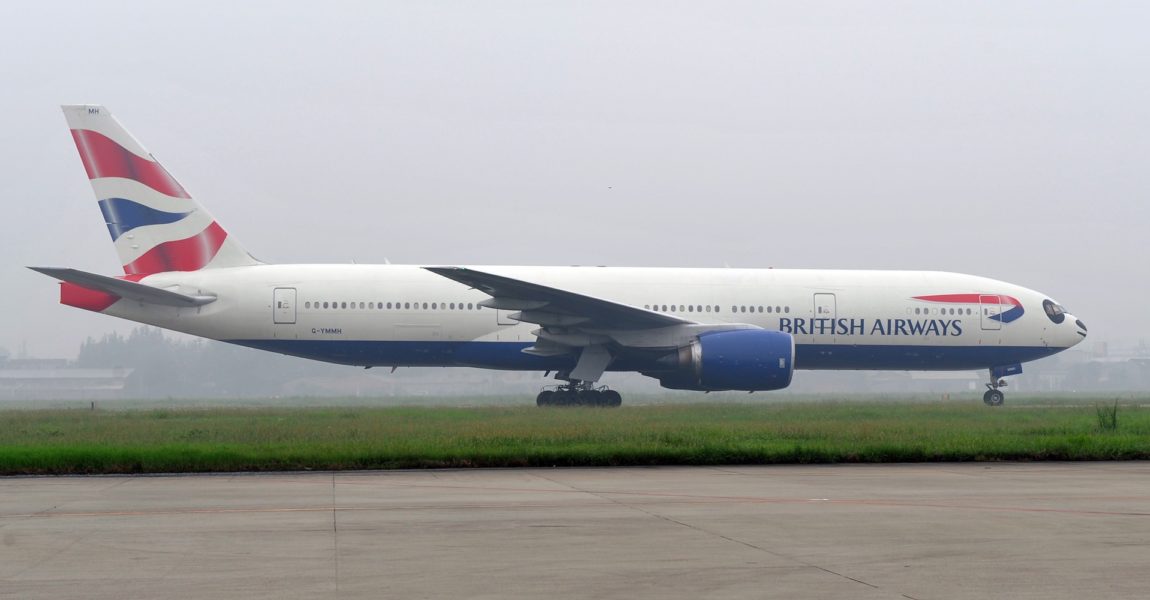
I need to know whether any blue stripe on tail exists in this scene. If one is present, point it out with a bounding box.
[98,198,191,240]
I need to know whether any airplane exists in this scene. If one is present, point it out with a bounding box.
[32,105,1088,407]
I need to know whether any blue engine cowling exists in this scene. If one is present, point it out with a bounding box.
[657,329,795,392]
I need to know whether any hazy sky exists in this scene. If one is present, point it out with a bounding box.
[2,1,1147,358]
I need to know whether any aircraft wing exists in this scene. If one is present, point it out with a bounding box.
[425,266,757,383]
[424,266,691,330]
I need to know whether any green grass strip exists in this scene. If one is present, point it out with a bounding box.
[1,402,1148,475]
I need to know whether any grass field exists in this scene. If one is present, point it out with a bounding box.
[1,397,1148,474]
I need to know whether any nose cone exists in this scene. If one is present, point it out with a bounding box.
[1062,313,1088,348]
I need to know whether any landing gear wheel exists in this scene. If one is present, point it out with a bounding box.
[576,390,599,406]
[983,389,1005,406]
[535,383,623,407]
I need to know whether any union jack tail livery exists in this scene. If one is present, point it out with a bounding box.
[62,105,259,274]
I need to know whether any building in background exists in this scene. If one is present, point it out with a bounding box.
[0,358,132,400]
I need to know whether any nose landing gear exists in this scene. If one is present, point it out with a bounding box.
[983,365,1022,406]
[983,378,1007,406]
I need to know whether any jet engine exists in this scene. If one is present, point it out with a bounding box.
[656,329,795,392]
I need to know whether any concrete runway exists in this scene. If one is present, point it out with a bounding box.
[2,463,1148,599]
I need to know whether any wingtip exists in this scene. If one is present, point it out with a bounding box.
[28,267,75,281]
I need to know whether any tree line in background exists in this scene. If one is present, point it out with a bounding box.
[74,327,349,397]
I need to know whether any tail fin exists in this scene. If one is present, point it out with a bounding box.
[62,105,261,274]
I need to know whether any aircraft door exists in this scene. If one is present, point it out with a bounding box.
[273,287,297,324]
[979,295,1002,331]
[813,293,837,344]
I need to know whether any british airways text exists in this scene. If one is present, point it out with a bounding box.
[778,318,963,337]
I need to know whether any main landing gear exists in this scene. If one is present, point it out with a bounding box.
[983,378,1007,406]
[536,382,623,407]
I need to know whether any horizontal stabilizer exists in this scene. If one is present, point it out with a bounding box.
[28,267,216,307]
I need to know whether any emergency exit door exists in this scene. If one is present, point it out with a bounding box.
[273,288,297,324]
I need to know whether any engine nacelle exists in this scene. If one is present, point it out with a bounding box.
[657,329,795,392]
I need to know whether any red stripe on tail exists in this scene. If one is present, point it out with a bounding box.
[60,282,119,312]
[58,274,152,312]
[123,222,228,274]
[70,129,191,199]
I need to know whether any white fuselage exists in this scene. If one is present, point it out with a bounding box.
[97,265,1085,373]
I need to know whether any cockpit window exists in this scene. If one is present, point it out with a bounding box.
[1043,299,1066,324]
